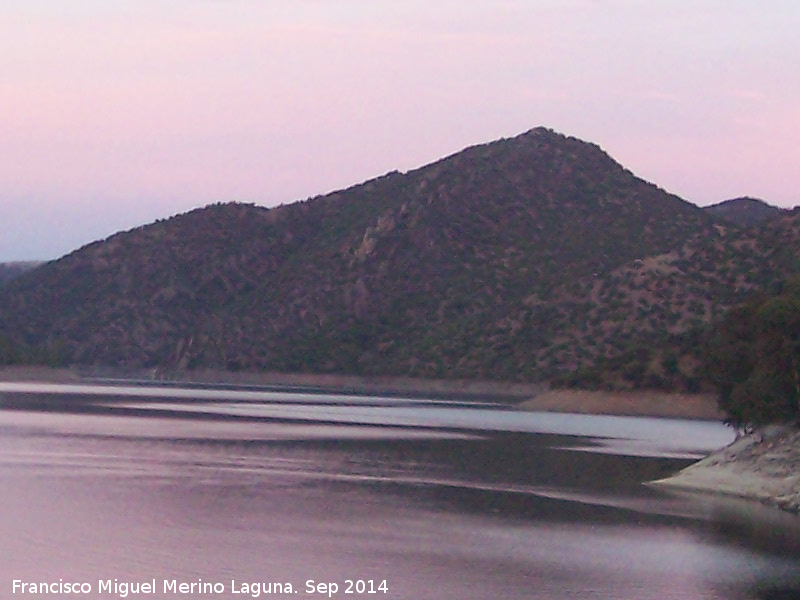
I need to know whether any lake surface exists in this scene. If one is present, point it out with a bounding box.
[2,382,799,599]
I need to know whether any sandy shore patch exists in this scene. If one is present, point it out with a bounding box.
[518,389,723,419]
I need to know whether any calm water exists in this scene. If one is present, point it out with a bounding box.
[1,383,799,600]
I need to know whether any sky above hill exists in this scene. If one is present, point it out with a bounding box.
[2,1,799,261]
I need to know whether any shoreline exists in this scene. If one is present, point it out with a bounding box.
[6,365,798,514]
[517,388,723,420]
[651,425,800,513]
[0,366,726,419]
[0,365,546,402]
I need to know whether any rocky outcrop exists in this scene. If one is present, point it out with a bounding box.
[651,425,800,513]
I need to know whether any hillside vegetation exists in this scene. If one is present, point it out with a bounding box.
[703,197,786,227]
[0,262,43,286]
[550,209,800,391]
[0,127,796,388]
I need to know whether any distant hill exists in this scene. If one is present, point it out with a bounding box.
[703,197,786,228]
[0,127,728,380]
[0,262,43,286]
[550,208,800,390]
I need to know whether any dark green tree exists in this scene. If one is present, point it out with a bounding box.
[706,282,800,429]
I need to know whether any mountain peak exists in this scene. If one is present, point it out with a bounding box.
[0,128,740,381]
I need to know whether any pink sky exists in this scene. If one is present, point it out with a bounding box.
[2,1,799,260]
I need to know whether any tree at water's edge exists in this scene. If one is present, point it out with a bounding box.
[706,280,800,429]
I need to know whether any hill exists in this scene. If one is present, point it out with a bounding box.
[0,262,43,286]
[0,127,730,380]
[549,208,800,390]
[703,197,786,227]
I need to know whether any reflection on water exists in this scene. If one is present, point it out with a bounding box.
[100,400,732,459]
[1,383,798,600]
